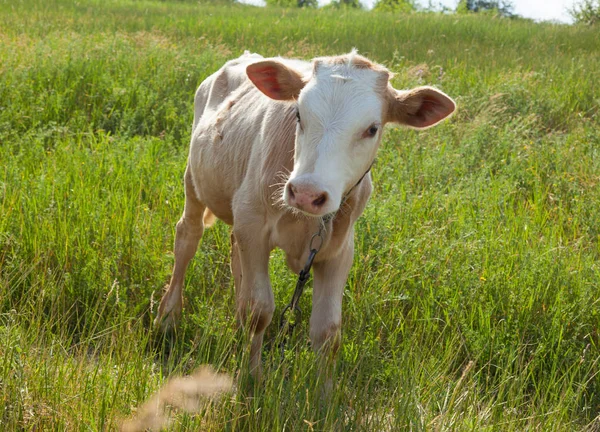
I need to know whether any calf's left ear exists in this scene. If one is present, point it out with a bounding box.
[246,60,305,101]
[386,86,456,129]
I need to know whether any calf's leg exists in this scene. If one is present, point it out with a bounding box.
[155,167,206,330]
[310,234,354,385]
[232,221,274,380]
[230,232,242,297]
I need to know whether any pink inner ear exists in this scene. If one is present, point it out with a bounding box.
[421,98,437,112]
[261,75,282,94]
[247,61,305,101]
[414,95,454,128]
[248,65,282,98]
[419,98,441,124]
[390,87,455,128]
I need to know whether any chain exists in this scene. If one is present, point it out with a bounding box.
[277,162,373,360]
[278,224,324,360]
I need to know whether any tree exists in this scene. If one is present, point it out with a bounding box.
[265,0,317,8]
[373,0,415,13]
[323,0,363,9]
[456,0,515,17]
[569,0,600,24]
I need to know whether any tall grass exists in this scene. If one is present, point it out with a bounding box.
[1,0,599,429]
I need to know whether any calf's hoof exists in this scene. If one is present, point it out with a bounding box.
[154,289,182,331]
[153,310,180,332]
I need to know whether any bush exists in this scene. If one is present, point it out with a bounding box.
[372,0,415,13]
[322,0,363,9]
[569,0,600,24]
[265,0,317,7]
[456,0,515,17]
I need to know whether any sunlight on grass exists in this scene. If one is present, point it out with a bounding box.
[0,0,599,430]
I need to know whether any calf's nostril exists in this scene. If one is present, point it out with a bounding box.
[312,193,327,208]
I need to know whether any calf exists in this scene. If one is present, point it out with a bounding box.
[155,51,455,378]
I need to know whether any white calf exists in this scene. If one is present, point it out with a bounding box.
[155,51,456,378]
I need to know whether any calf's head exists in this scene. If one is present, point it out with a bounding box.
[247,52,456,217]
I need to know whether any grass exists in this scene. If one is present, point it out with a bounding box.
[1,0,599,429]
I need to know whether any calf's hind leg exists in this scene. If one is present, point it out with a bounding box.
[155,167,206,330]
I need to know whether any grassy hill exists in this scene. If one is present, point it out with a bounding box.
[1,0,599,429]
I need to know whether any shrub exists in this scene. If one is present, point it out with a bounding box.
[569,0,600,24]
[372,0,415,13]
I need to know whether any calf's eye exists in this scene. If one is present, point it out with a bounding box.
[295,109,304,131]
[365,124,379,138]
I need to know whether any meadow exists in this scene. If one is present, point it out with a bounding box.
[1,0,599,429]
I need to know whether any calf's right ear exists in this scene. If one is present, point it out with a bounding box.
[246,60,305,101]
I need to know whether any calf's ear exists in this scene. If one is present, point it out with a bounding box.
[386,86,456,129]
[246,60,305,101]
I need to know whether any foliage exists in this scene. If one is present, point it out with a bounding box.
[420,0,455,13]
[569,0,600,24]
[373,0,415,13]
[1,0,600,430]
[265,0,317,9]
[456,0,515,17]
[322,0,363,9]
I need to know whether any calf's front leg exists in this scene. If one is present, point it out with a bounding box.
[232,224,274,380]
[310,234,354,378]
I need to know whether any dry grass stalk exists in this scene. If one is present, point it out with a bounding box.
[120,365,233,432]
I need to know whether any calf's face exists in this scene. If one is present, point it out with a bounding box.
[246,54,456,217]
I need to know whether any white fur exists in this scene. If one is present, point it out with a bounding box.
[285,63,384,215]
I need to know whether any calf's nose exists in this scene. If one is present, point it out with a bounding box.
[286,182,329,215]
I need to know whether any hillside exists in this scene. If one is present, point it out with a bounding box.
[1,0,599,429]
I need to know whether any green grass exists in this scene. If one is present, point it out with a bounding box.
[1,0,599,429]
